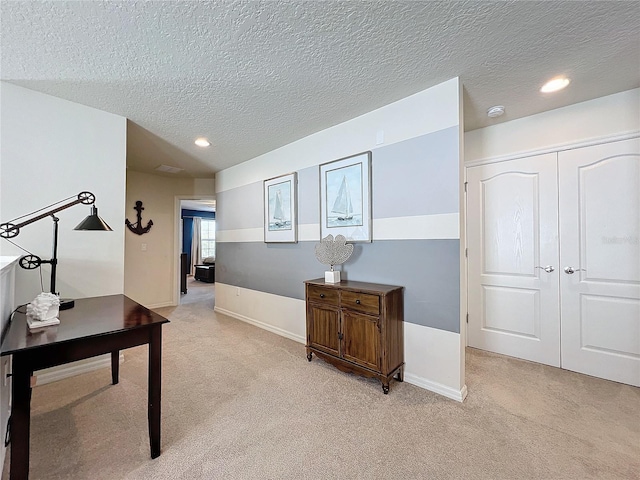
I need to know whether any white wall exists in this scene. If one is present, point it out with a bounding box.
[0,82,127,470]
[465,88,640,163]
[216,78,467,401]
[124,170,214,308]
[217,79,461,192]
[0,82,127,305]
[0,256,18,467]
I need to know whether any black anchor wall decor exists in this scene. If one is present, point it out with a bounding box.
[126,200,153,235]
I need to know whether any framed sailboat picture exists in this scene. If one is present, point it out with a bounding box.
[264,172,297,243]
[320,151,372,242]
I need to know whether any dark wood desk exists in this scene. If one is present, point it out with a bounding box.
[0,294,169,480]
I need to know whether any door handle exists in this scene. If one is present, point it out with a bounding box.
[563,266,585,274]
[535,265,555,273]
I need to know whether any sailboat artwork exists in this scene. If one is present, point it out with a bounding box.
[332,176,353,221]
[326,163,363,228]
[264,172,297,243]
[268,182,292,231]
[320,152,371,242]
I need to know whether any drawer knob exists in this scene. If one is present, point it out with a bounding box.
[320,294,325,298]
[356,299,361,304]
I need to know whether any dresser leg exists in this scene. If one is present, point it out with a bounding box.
[382,383,389,394]
[396,367,404,382]
[306,352,313,362]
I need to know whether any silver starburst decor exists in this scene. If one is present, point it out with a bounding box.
[315,234,354,271]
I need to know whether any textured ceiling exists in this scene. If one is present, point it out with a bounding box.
[1,1,638,178]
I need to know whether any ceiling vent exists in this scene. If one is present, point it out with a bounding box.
[155,164,184,174]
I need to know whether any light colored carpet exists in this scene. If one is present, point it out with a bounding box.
[3,286,639,479]
[180,276,215,307]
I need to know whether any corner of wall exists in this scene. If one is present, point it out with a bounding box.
[124,171,216,307]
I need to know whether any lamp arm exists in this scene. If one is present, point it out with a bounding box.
[0,191,95,238]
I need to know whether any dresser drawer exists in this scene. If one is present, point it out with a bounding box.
[307,285,340,306]
[341,290,380,315]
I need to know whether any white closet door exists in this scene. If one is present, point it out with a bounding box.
[559,138,640,386]
[467,153,561,366]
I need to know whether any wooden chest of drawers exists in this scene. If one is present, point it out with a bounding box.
[304,278,404,394]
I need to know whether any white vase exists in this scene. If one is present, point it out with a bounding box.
[325,271,341,283]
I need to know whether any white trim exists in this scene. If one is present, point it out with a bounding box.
[214,306,306,344]
[34,353,124,386]
[215,283,307,342]
[373,213,460,240]
[146,301,176,309]
[299,223,320,242]
[404,372,468,402]
[174,194,216,306]
[218,214,460,243]
[217,227,263,243]
[465,131,640,167]
[217,224,320,243]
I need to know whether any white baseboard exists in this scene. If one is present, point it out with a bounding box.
[146,301,176,309]
[404,372,468,402]
[214,304,468,402]
[35,353,124,386]
[214,306,306,344]
[216,284,466,401]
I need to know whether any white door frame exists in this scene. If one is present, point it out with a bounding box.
[173,194,216,306]
[465,132,638,169]
[464,132,639,349]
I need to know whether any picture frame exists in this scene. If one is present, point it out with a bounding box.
[320,151,372,242]
[264,172,297,243]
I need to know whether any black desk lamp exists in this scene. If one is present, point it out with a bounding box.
[0,191,112,310]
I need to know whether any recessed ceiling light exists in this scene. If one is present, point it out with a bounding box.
[540,76,570,93]
[487,105,505,118]
[195,137,211,147]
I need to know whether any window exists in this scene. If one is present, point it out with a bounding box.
[201,219,216,259]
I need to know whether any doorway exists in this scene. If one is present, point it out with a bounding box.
[178,198,216,306]
[466,137,640,386]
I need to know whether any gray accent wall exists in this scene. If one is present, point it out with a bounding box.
[372,126,459,218]
[215,181,263,231]
[217,239,460,332]
[217,126,461,333]
[297,165,320,225]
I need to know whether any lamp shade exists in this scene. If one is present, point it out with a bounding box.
[74,205,113,231]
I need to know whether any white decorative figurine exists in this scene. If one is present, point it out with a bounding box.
[315,234,354,283]
[26,292,61,330]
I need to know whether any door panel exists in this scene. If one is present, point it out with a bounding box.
[482,286,540,339]
[467,153,561,366]
[482,172,538,276]
[342,311,380,371]
[559,138,640,386]
[308,305,340,356]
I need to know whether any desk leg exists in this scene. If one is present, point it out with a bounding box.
[148,325,162,459]
[10,355,31,480]
[111,351,119,385]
